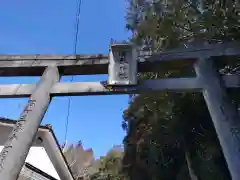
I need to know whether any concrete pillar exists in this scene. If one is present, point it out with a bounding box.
[0,66,59,180]
[194,58,240,180]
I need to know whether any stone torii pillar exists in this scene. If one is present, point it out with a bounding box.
[0,66,59,180]
[194,58,240,180]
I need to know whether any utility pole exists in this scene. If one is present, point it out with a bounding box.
[0,66,59,180]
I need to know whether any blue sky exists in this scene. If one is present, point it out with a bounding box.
[0,0,131,158]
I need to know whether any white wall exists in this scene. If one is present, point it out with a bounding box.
[0,146,60,180]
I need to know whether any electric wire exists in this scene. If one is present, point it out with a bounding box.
[63,0,83,145]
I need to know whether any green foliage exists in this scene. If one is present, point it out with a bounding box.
[90,150,129,180]
[126,0,239,49]
[122,0,239,180]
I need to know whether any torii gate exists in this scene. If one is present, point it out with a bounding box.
[0,42,239,180]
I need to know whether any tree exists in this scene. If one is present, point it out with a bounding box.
[122,0,239,180]
[89,149,129,180]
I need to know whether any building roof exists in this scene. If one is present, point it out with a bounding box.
[21,162,58,180]
[0,118,74,180]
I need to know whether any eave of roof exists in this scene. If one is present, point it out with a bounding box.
[0,117,75,180]
[25,162,58,180]
[0,117,49,129]
[48,127,75,180]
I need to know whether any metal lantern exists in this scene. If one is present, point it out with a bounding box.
[108,42,138,86]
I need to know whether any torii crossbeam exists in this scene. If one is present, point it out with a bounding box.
[0,42,239,180]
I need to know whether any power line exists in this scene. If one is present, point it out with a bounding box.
[73,0,82,55]
[64,0,83,144]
